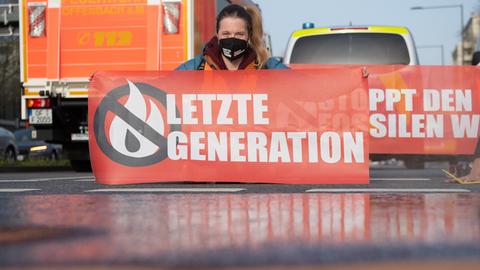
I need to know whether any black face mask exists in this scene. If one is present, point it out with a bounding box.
[219,38,248,61]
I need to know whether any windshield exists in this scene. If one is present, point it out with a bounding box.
[14,129,31,141]
[290,33,410,64]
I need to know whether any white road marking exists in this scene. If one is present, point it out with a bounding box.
[74,179,96,182]
[0,189,41,193]
[86,188,246,193]
[371,178,431,181]
[306,188,470,193]
[0,176,94,183]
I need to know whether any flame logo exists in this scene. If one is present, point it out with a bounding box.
[109,80,165,158]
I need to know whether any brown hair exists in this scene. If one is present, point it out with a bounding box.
[216,4,270,69]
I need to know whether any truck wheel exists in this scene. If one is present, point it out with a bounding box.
[70,160,92,172]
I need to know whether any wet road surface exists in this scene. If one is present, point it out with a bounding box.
[0,168,479,194]
[0,169,479,268]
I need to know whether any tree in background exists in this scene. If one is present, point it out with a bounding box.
[0,37,21,122]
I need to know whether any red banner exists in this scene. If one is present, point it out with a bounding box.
[291,65,480,155]
[88,69,369,184]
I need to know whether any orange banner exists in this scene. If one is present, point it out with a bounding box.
[291,65,480,155]
[88,69,369,184]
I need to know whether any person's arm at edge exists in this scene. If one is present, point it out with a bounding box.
[266,57,290,69]
[175,55,203,71]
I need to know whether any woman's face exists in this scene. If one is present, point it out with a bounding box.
[217,17,249,41]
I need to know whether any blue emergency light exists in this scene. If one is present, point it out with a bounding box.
[302,22,315,29]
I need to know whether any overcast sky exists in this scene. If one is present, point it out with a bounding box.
[255,0,479,65]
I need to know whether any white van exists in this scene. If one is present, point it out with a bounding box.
[282,25,445,169]
[283,25,419,65]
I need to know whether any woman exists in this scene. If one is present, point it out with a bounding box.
[176,4,287,70]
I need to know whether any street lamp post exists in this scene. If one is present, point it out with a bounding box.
[417,45,445,65]
[411,4,464,65]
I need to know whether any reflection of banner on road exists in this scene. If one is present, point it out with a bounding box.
[88,69,369,184]
[18,194,480,253]
[160,194,369,249]
[291,65,480,155]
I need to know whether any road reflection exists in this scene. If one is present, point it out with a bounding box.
[2,193,479,264]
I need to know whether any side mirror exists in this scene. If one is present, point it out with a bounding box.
[472,51,480,66]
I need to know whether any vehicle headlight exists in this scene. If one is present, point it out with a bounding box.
[30,145,48,152]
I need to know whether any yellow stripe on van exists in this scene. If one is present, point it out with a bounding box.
[292,28,331,38]
[292,26,409,38]
[368,26,408,34]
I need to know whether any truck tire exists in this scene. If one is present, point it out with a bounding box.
[70,160,92,172]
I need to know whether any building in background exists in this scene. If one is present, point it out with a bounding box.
[453,13,480,65]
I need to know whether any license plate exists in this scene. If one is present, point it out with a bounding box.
[71,133,89,141]
[29,109,53,124]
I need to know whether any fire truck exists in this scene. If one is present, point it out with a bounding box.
[19,0,258,171]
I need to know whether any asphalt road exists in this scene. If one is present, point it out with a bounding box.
[1,167,479,269]
[0,167,479,194]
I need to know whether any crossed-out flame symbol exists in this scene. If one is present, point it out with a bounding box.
[109,80,165,158]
